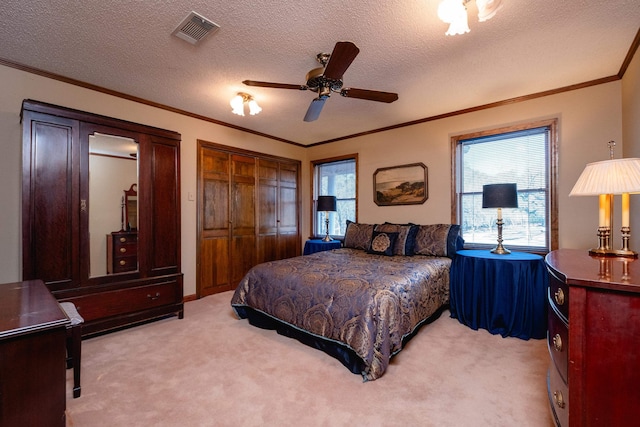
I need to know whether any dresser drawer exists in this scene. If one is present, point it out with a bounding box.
[547,268,569,321]
[113,241,137,255]
[547,294,569,383]
[112,255,138,273]
[68,279,180,322]
[547,365,568,427]
[113,233,138,245]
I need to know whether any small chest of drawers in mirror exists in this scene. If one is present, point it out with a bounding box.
[107,231,138,274]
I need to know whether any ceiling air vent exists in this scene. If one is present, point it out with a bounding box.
[172,11,219,45]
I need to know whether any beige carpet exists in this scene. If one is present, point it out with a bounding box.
[66,291,554,427]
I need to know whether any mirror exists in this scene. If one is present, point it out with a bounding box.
[89,133,138,277]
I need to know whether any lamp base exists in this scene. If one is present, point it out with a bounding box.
[490,244,511,255]
[322,215,333,242]
[491,218,510,254]
[589,248,638,258]
[589,226,638,258]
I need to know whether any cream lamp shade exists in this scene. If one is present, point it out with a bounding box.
[569,157,640,257]
[569,158,640,196]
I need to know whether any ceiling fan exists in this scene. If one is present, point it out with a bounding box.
[243,41,399,122]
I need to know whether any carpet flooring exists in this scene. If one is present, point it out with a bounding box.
[65,291,554,426]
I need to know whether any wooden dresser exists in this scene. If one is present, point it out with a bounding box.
[0,280,69,426]
[107,231,138,274]
[545,249,640,427]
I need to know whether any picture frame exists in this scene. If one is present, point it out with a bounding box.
[373,162,428,206]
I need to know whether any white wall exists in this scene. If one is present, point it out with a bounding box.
[0,65,306,295]
[308,82,625,250]
[1,60,636,295]
[622,46,640,249]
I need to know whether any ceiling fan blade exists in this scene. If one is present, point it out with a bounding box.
[303,97,327,122]
[323,41,360,81]
[340,88,399,103]
[243,80,306,90]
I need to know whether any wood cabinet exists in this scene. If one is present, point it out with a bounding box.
[545,249,640,427]
[107,231,138,274]
[0,280,69,427]
[22,100,183,337]
[198,142,300,297]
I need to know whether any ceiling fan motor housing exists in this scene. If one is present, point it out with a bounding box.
[305,67,343,94]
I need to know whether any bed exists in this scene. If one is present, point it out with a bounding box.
[231,222,461,381]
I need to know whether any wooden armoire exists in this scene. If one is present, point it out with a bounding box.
[198,142,301,297]
[21,100,183,337]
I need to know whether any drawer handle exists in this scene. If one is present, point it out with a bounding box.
[148,292,160,301]
[554,288,565,306]
[552,334,563,352]
[119,237,127,243]
[119,247,127,253]
[553,390,565,409]
[119,260,126,266]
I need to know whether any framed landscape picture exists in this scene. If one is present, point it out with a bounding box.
[373,162,428,206]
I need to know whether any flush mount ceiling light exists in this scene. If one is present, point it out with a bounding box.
[230,92,262,116]
[437,0,504,36]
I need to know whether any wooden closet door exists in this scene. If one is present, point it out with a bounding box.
[230,155,256,286]
[197,142,299,297]
[198,148,231,296]
[257,159,300,263]
[257,159,279,263]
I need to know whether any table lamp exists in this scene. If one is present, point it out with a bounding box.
[482,183,518,254]
[569,148,640,258]
[317,195,337,242]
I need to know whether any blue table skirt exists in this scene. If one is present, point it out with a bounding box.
[303,239,342,255]
[449,250,548,340]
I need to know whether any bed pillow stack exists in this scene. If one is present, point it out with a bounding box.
[413,224,461,258]
[344,220,376,250]
[344,220,462,258]
[373,223,418,256]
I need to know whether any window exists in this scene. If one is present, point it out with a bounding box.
[312,155,358,238]
[453,120,557,252]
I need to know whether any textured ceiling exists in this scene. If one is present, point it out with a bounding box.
[1,1,639,145]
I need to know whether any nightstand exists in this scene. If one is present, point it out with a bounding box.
[449,249,548,339]
[303,239,341,255]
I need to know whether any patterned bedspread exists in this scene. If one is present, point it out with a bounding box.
[231,248,451,381]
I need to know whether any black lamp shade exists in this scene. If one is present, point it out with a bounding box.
[482,183,518,208]
[317,195,337,212]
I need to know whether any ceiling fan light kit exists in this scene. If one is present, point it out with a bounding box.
[230,92,261,116]
[438,0,504,35]
[242,41,398,122]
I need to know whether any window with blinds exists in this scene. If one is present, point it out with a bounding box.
[313,156,357,237]
[455,123,556,252]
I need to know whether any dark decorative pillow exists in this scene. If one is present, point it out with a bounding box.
[374,222,419,256]
[344,220,375,250]
[367,231,399,256]
[413,224,462,258]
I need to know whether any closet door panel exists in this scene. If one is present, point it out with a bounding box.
[22,112,80,290]
[199,149,231,295]
[257,159,278,263]
[230,155,256,286]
